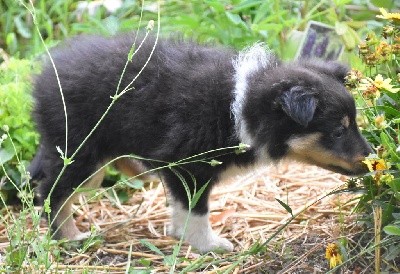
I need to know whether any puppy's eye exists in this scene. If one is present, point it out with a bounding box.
[332,126,345,138]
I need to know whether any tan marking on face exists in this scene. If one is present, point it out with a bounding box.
[286,133,357,172]
[341,116,350,128]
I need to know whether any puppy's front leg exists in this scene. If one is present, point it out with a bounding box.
[169,201,233,253]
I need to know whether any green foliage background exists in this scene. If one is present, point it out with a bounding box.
[0,58,39,201]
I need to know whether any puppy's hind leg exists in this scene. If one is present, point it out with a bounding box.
[39,152,105,241]
[56,167,105,241]
[114,158,158,182]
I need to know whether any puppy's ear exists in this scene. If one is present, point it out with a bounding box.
[322,61,349,82]
[303,60,349,82]
[280,86,317,127]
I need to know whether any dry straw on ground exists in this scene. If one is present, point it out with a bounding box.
[1,161,366,273]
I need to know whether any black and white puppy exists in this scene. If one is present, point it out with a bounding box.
[30,34,372,253]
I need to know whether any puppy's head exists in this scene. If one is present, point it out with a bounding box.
[233,52,372,175]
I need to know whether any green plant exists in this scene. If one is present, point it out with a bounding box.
[2,0,384,60]
[0,0,153,57]
[160,0,387,60]
[0,58,40,203]
[0,123,61,272]
[0,1,161,271]
[345,9,400,271]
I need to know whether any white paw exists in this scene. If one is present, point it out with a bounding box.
[169,225,233,253]
[70,231,91,241]
[168,224,184,239]
[191,233,234,253]
[169,202,233,253]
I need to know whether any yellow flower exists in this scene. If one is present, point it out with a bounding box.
[363,158,387,172]
[325,243,343,269]
[363,74,400,93]
[376,8,400,23]
[359,79,381,99]
[374,115,387,129]
[345,69,363,89]
[382,25,395,38]
[363,157,391,185]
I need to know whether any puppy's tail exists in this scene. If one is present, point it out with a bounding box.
[28,145,46,182]
[26,145,47,206]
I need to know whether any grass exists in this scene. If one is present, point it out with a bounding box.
[2,162,371,273]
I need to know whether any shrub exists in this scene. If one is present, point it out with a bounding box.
[346,9,400,269]
[0,58,40,203]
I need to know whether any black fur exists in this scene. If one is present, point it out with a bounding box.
[280,85,317,127]
[31,33,372,242]
[33,34,248,220]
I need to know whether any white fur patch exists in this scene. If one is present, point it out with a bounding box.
[232,43,276,146]
[169,201,233,253]
[217,163,257,182]
[217,157,274,183]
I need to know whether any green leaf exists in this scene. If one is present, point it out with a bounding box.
[138,258,152,267]
[204,0,225,12]
[14,16,32,39]
[371,0,394,9]
[275,198,293,217]
[44,198,51,214]
[334,0,352,5]
[103,15,120,36]
[335,22,347,35]
[163,254,175,266]
[231,0,264,12]
[380,132,400,162]
[383,225,400,236]
[253,1,270,24]
[63,158,74,166]
[335,22,360,50]
[210,159,223,166]
[346,21,366,29]
[5,33,17,54]
[116,190,129,204]
[139,239,164,256]
[0,148,14,165]
[392,213,400,220]
[225,12,243,26]
[125,179,144,189]
[392,118,400,124]
[341,28,356,49]
[346,27,361,47]
[386,178,400,192]
[191,181,210,209]
[235,143,250,154]
[128,44,136,62]
[375,105,400,117]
